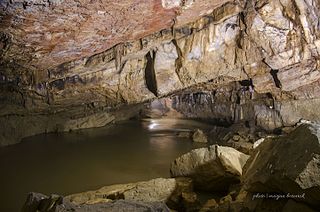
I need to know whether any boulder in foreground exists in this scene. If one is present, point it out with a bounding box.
[242,124,320,209]
[170,145,249,191]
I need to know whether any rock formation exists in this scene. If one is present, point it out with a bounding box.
[66,177,193,207]
[22,193,170,212]
[170,145,249,191]
[0,1,320,146]
[242,123,320,209]
[192,129,208,143]
[22,178,194,212]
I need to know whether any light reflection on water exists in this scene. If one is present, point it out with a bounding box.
[0,119,212,212]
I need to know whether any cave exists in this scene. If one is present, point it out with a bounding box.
[1,0,320,211]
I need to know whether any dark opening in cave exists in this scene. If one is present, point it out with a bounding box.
[145,51,158,97]
[266,92,273,99]
[239,79,253,87]
[270,69,282,88]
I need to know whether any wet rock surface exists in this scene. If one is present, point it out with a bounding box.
[242,123,320,209]
[21,178,194,211]
[0,0,230,70]
[170,145,249,191]
[66,177,193,207]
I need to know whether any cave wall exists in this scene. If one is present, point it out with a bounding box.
[1,0,320,145]
[165,82,320,131]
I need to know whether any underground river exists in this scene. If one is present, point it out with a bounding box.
[0,118,213,212]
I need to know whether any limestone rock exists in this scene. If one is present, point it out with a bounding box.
[154,41,183,96]
[0,0,232,71]
[170,145,249,191]
[161,0,182,9]
[2,0,320,146]
[242,124,320,208]
[192,129,208,143]
[0,111,114,146]
[22,193,170,212]
[230,140,253,155]
[252,138,265,149]
[66,177,193,208]
[0,104,143,146]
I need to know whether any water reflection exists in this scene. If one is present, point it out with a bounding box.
[142,118,213,132]
[149,136,177,151]
[0,119,213,212]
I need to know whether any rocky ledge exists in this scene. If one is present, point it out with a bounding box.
[21,123,320,211]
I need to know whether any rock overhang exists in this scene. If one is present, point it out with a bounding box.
[0,0,231,71]
[1,0,320,146]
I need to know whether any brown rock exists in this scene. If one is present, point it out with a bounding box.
[192,129,208,143]
[242,124,320,208]
[66,177,193,209]
[170,145,249,191]
[231,141,253,155]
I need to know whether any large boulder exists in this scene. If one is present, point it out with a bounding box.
[170,145,249,191]
[242,124,320,209]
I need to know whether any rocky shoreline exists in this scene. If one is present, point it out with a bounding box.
[21,123,320,212]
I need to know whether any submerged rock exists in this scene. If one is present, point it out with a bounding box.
[242,124,320,209]
[170,145,249,191]
[192,129,208,143]
[177,131,192,138]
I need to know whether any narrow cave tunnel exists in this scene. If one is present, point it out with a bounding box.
[1,1,320,212]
